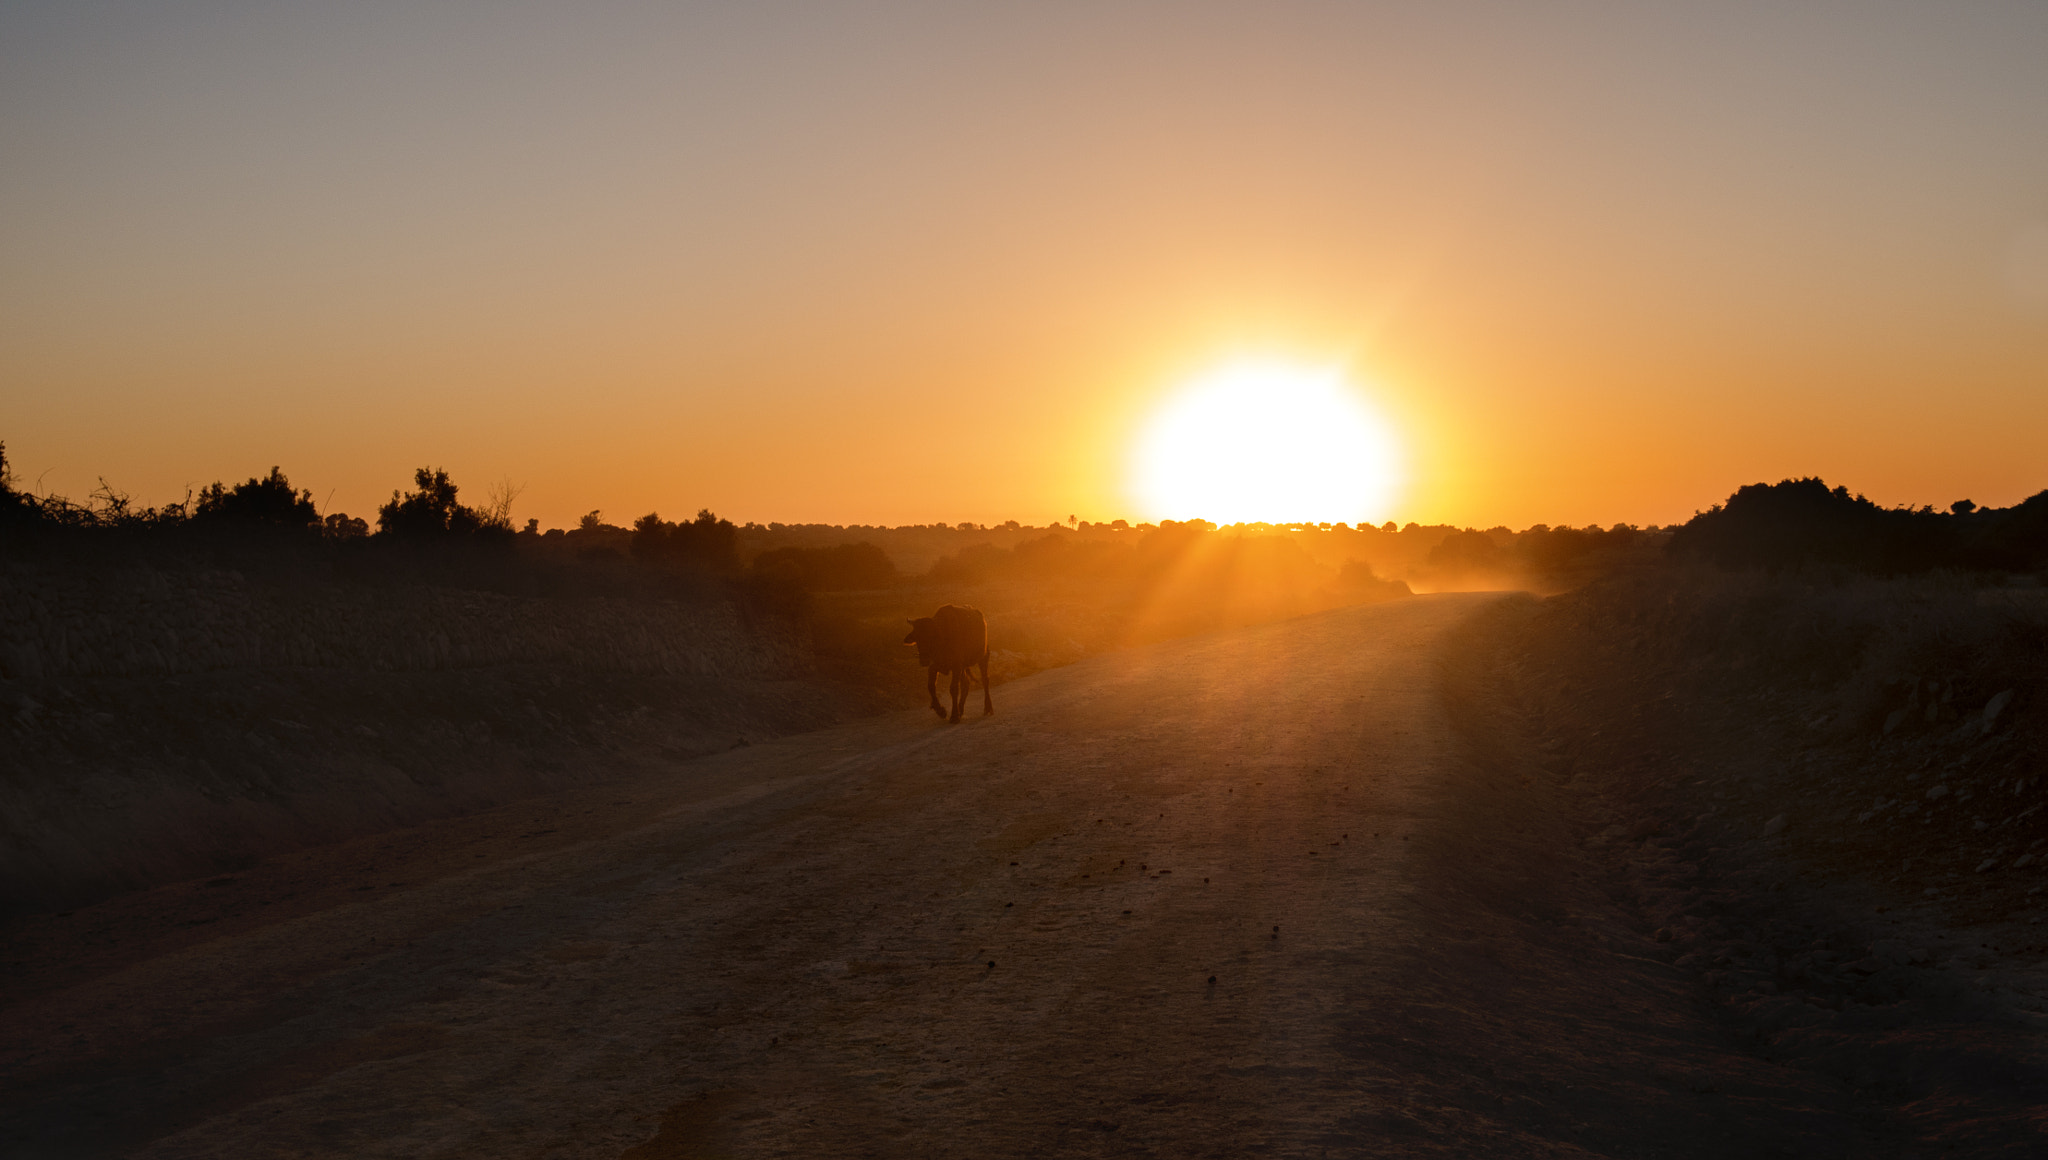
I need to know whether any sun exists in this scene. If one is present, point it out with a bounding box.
[1131,360,1402,525]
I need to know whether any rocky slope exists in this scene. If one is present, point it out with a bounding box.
[1499,569,2048,1154]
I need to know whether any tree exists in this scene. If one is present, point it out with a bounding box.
[674,509,738,570]
[377,467,487,538]
[629,512,672,560]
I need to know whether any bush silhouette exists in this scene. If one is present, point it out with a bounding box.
[1957,490,2048,572]
[194,466,318,530]
[1336,559,1413,599]
[1669,478,1952,574]
[377,467,504,539]
[0,441,34,527]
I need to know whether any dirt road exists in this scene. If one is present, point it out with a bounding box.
[2,595,1915,1157]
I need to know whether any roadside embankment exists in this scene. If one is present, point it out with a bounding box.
[1493,568,2048,1155]
[0,556,825,914]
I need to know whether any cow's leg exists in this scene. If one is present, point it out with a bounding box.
[949,668,967,722]
[980,651,993,716]
[927,666,946,718]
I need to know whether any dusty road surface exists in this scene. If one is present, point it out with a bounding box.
[3,595,1925,1157]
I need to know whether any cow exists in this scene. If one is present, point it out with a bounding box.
[903,604,992,722]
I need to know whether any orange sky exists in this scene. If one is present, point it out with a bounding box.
[4,3,2047,530]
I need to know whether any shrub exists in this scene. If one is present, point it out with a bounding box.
[1337,559,1413,600]
[194,466,318,530]
[377,467,501,539]
[1668,478,1952,574]
[1957,490,2048,573]
[0,441,34,527]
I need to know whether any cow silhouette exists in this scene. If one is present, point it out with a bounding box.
[904,604,992,722]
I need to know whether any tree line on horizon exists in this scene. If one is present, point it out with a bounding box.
[5,442,2045,586]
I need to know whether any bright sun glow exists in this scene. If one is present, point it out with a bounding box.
[1132,361,1402,525]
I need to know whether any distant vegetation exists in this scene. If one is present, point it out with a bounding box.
[1668,477,2048,576]
[8,437,2045,618]
[630,509,740,573]
[751,542,898,592]
[1414,524,1649,589]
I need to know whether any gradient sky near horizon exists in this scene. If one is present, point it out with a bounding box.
[5,2,2047,530]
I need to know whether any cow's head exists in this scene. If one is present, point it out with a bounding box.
[904,617,936,664]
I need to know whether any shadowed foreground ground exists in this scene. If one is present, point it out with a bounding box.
[2,594,2021,1156]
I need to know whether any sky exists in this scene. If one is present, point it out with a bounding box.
[4,1,2046,530]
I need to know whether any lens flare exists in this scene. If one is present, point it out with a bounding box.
[1131,361,1402,525]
